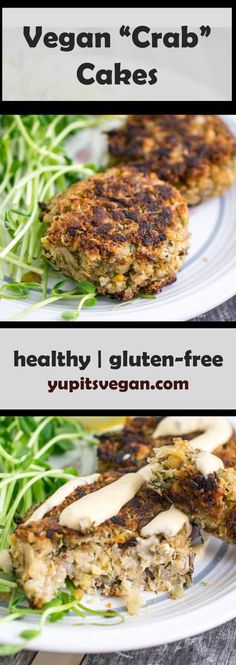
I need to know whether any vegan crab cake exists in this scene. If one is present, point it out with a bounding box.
[41,166,189,300]
[97,416,236,472]
[108,115,236,206]
[10,470,194,611]
[150,439,236,545]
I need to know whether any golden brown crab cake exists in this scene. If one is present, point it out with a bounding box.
[10,470,193,611]
[41,166,189,300]
[98,417,236,473]
[150,438,236,544]
[108,115,236,205]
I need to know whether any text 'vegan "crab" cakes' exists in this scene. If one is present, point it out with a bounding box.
[108,115,236,206]
[41,166,189,300]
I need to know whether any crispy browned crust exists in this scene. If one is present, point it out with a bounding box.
[98,416,162,472]
[41,166,189,300]
[98,417,236,472]
[108,115,236,205]
[98,430,157,472]
[150,438,236,543]
[14,470,167,543]
[42,167,183,250]
[125,416,163,435]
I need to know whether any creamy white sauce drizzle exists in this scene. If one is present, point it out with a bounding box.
[25,457,190,541]
[141,505,191,539]
[59,472,144,530]
[195,451,224,478]
[27,474,100,523]
[153,417,232,452]
[137,463,154,482]
[59,468,190,540]
[0,549,13,574]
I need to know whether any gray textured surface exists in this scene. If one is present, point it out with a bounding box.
[192,295,236,321]
[1,618,236,665]
[83,618,236,665]
[0,652,35,665]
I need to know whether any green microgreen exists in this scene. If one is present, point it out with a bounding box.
[0,415,107,653]
[0,575,123,655]
[0,114,105,317]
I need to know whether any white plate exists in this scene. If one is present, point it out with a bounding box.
[1,415,236,652]
[1,537,236,653]
[1,115,236,322]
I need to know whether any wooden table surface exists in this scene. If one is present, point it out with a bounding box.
[192,295,236,321]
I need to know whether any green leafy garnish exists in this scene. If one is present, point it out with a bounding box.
[0,575,123,655]
[112,293,156,311]
[0,415,123,653]
[0,114,105,318]
[9,278,97,321]
[0,415,97,549]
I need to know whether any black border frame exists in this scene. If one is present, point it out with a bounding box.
[1,409,236,415]
[1,321,236,329]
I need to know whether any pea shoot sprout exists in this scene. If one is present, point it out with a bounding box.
[0,115,104,319]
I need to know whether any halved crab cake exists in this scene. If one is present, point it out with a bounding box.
[41,166,189,300]
[10,470,193,611]
[150,439,236,544]
[108,115,236,205]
